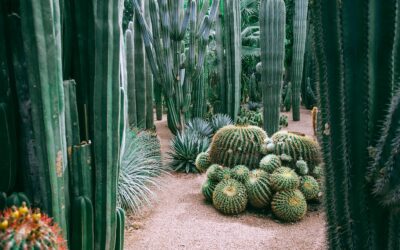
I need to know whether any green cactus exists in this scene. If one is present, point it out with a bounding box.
[206,164,224,182]
[20,0,68,236]
[270,167,300,191]
[125,27,137,127]
[212,179,248,215]
[92,0,122,248]
[70,143,94,201]
[144,0,154,129]
[5,193,31,209]
[70,196,94,250]
[259,154,282,173]
[295,159,309,176]
[0,103,16,193]
[299,176,320,200]
[313,1,399,248]
[209,125,267,168]
[245,169,272,208]
[270,131,321,169]
[260,0,286,135]
[271,189,307,222]
[231,165,250,183]
[115,207,126,250]
[0,192,5,211]
[195,152,212,172]
[311,164,323,180]
[283,82,292,111]
[202,179,218,202]
[291,0,308,121]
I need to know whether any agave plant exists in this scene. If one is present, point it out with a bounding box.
[118,130,166,214]
[185,118,213,138]
[169,130,210,173]
[210,114,234,133]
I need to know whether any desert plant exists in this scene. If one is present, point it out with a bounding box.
[0,204,66,249]
[118,130,165,213]
[295,159,309,176]
[169,130,210,173]
[206,164,225,182]
[270,167,300,191]
[237,107,264,127]
[259,154,282,173]
[299,176,320,200]
[212,179,248,215]
[186,118,213,138]
[201,179,218,202]
[210,114,234,132]
[231,165,251,183]
[195,152,212,172]
[209,125,267,168]
[271,189,307,222]
[245,169,272,208]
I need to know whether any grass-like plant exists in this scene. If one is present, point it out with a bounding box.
[185,118,213,138]
[118,130,166,214]
[169,130,210,173]
[210,114,234,133]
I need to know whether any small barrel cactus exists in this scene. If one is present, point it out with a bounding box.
[295,159,309,176]
[259,154,282,173]
[231,165,250,183]
[270,167,300,191]
[209,125,267,169]
[299,176,320,200]
[212,179,248,215]
[0,203,66,249]
[245,169,273,208]
[202,179,218,202]
[195,152,211,172]
[271,190,307,222]
[311,163,323,180]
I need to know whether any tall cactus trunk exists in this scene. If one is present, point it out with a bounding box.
[19,0,68,237]
[125,27,137,127]
[215,9,225,114]
[260,0,286,136]
[313,0,399,249]
[291,0,308,121]
[224,0,241,121]
[145,0,154,129]
[154,83,163,120]
[93,0,122,248]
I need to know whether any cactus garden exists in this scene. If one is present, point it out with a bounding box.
[0,0,399,249]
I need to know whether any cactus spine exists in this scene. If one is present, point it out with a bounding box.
[313,0,399,248]
[260,0,286,135]
[291,0,308,121]
[223,0,241,121]
[20,0,68,237]
[93,0,122,248]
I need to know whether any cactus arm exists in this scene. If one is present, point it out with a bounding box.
[70,196,94,250]
[125,29,137,127]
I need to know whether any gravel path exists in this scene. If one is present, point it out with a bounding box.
[124,108,326,250]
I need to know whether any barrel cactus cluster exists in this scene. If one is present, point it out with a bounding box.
[200,124,323,222]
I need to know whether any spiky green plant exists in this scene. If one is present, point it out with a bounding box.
[210,114,234,133]
[295,159,309,176]
[231,165,250,183]
[206,164,224,182]
[245,169,272,208]
[270,167,300,191]
[186,118,213,138]
[259,154,282,173]
[195,152,211,172]
[271,190,307,222]
[299,176,320,200]
[118,130,165,213]
[212,179,248,215]
[311,164,323,180]
[169,130,210,173]
[202,179,218,202]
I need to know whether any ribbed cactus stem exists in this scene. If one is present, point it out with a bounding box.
[70,196,94,250]
[20,0,68,237]
[291,0,308,121]
[260,0,286,135]
[125,27,137,127]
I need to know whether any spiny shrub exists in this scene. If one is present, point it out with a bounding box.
[186,118,213,138]
[0,203,66,249]
[271,190,307,222]
[210,114,233,133]
[169,130,210,173]
[259,154,282,173]
[270,167,300,192]
[209,125,267,168]
[236,107,263,127]
[299,176,320,200]
[119,130,166,213]
[212,179,248,215]
[201,179,218,202]
[245,169,272,208]
[195,152,211,172]
[231,165,250,183]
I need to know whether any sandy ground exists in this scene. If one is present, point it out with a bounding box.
[124,108,326,250]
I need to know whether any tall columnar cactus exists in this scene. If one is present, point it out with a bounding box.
[291,0,308,121]
[145,0,154,129]
[259,0,286,135]
[70,196,94,250]
[313,0,399,248]
[223,0,241,121]
[20,0,68,237]
[125,27,137,127]
[132,0,220,134]
[93,0,122,248]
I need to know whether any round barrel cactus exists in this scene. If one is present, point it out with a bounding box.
[202,179,218,202]
[270,167,300,192]
[212,179,248,215]
[245,169,272,208]
[259,154,282,173]
[299,176,320,200]
[209,125,267,169]
[195,152,211,172]
[271,190,307,222]
[231,165,250,183]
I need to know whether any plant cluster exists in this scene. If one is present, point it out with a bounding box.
[199,126,323,222]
